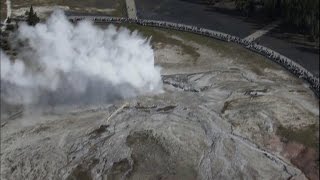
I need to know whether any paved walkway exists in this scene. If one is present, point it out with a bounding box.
[244,20,281,41]
[125,0,137,19]
[6,0,11,18]
[1,0,11,31]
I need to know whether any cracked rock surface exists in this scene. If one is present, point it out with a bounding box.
[1,28,319,180]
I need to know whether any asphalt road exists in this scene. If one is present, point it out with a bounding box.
[135,0,319,77]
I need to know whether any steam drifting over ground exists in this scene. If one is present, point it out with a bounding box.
[1,10,162,107]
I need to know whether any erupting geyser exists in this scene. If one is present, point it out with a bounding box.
[1,10,162,106]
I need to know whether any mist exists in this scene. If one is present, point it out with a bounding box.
[1,10,162,107]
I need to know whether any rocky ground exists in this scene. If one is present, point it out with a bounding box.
[1,24,319,180]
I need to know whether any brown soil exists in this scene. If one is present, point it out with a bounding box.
[291,147,319,180]
[266,135,319,180]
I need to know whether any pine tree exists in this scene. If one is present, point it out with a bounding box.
[27,6,40,26]
[29,6,34,17]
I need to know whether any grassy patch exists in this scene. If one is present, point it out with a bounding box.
[10,0,127,17]
[124,25,275,72]
[120,24,200,61]
[1,0,7,21]
[276,124,319,150]
[150,27,278,75]
[111,0,127,17]
[99,22,282,75]
[12,0,116,8]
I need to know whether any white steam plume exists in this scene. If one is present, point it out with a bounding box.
[1,10,162,106]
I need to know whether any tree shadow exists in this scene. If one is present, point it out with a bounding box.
[178,0,210,6]
[178,0,274,30]
[205,6,244,17]
[296,46,319,55]
[268,26,319,49]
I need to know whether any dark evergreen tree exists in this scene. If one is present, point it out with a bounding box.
[29,5,34,17]
[26,6,40,26]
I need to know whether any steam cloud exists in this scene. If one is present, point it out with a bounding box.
[1,10,162,106]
